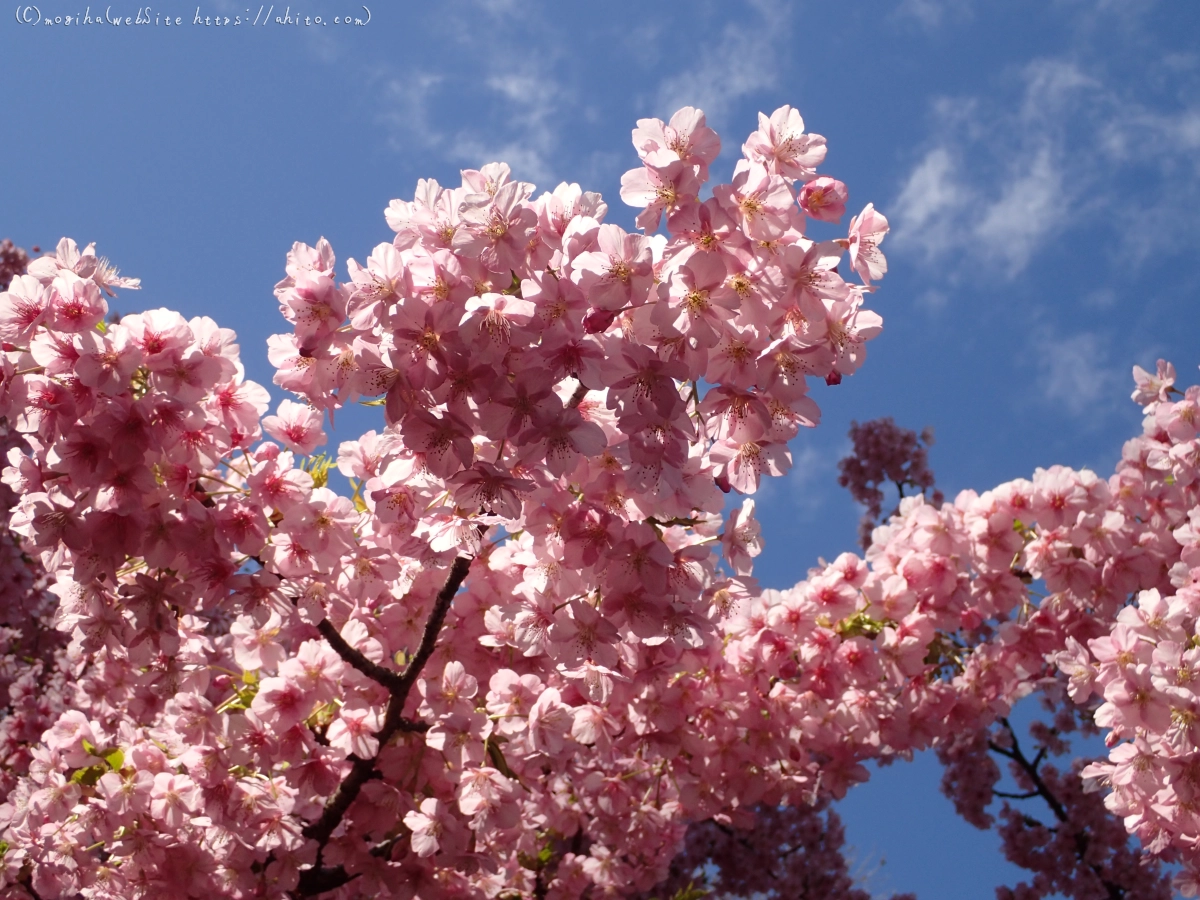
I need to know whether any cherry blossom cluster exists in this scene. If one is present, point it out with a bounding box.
[0,120,1195,900]
[2,101,1194,897]
[0,107,896,899]
[0,241,70,824]
[1046,360,1200,893]
[0,416,68,817]
[675,360,1199,897]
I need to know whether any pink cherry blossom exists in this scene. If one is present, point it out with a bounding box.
[262,399,326,455]
[847,203,889,285]
[799,176,849,222]
[742,105,828,180]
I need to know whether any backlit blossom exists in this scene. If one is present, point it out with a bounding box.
[263,399,327,455]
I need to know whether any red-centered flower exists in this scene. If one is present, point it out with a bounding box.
[454,179,538,274]
[619,151,702,234]
[570,223,654,312]
[742,104,828,180]
[262,399,327,456]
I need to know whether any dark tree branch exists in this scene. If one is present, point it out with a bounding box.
[993,718,1068,823]
[317,618,404,692]
[395,717,431,733]
[295,866,361,896]
[295,552,475,896]
[990,718,1126,900]
[396,555,472,696]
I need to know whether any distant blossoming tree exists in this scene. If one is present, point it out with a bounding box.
[0,107,1192,900]
[0,242,31,292]
[838,417,942,549]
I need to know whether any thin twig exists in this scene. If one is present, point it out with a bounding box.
[994,790,1040,800]
[989,718,1125,900]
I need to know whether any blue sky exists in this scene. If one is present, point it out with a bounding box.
[3,0,1199,896]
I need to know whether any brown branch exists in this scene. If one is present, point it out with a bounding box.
[395,717,431,733]
[317,618,404,692]
[295,553,475,896]
[395,555,472,697]
[295,866,361,897]
[568,382,589,408]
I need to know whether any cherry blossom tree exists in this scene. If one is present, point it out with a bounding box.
[0,105,1196,900]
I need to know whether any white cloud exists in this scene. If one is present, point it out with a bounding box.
[1017,59,1096,122]
[654,0,792,129]
[891,147,972,266]
[375,70,446,152]
[372,56,571,187]
[466,72,566,185]
[774,438,847,519]
[1082,288,1117,310]
[366,0,587,191]
[892,48,1200,284]
[891,141,1065,275]
[892,0,971,30]
[1033,330,1121,419]
[972,145,1064,273]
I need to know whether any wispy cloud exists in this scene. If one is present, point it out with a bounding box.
[375,70,445,151]
[892,0,972,30]
[766,438,847,519]
[368,2,581,188]
[456,71,567,186]
[373,55,573,186]
[892,147,972,267]
[972,144,1064,273]
[1030,329,1121,420]
[892,48,1200,283]
[654,0,792,130]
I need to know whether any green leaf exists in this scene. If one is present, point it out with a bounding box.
[350,478,369,514]
[649,883,711,900]
[835,611,890,640]
[81,738,98,757]
[70,764,107,786]
[104,748,124,771]
[359,397,387,407]
[487,740,518,781]
[300,453,336,489]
